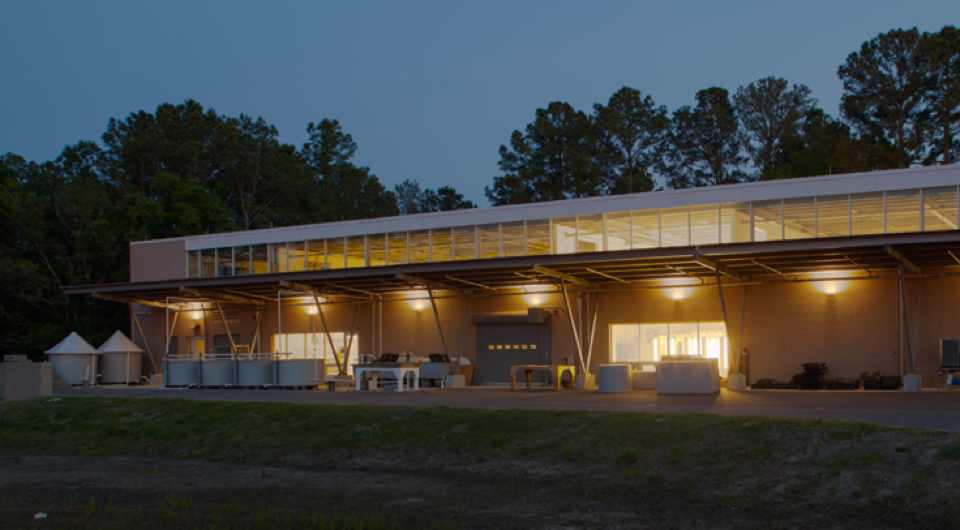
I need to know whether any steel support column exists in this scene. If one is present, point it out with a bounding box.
[130,306,159,374]
[584,292,600,371]
[427,288,452,363]
[899,264,916,375]
[214,299,238,356]
[716,271,731,373]
[313,292,342,373]
[453,297,473,375]
[560,279,585,373]
[735,285,749,375]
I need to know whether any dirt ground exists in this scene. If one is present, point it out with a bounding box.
[0,453,921,529]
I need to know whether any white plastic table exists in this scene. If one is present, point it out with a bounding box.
[353,363,420,392]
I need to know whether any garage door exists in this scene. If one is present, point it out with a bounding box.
[476,323,551,384]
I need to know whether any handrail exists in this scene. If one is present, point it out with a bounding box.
[163,352,297,361]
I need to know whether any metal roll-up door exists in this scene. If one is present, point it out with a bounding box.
[475,316,551,384]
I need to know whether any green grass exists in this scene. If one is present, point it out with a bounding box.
[5,397,960,528]
[0,397,951,475]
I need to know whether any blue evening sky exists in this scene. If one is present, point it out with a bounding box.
[2,1,958,206]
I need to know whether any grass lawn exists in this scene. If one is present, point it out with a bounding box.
[3,396,960,528]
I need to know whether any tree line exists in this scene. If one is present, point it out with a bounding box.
[0,103,473,356]
[487,26,960,204]
[1,25,957,358]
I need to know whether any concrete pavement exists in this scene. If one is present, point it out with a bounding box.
[54,385,960,431]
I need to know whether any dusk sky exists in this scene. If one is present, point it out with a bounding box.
[2,1,959,206]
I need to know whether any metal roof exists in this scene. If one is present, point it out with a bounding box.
[128,164,960,251]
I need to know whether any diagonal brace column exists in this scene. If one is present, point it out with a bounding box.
[560,279,585,373]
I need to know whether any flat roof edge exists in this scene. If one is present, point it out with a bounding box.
[129,163,960,249]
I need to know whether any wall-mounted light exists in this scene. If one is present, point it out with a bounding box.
[660,278,695,302]
[811,271,851,297]
[302,296,322,315]
[522,284,551,307]
[407,290,430,312]
[188,303,204,320]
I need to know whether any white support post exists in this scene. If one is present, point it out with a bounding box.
[560,279,585,373]
[214,299,238,356]
[427,288,452,362]
[313,292,341,373]
[341,304,360,375]
[453,297,473,375]
[584,292,600,370]
[131,306,159,374]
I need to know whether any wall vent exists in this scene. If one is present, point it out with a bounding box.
[212,309,240,325]
[941,338,960,368]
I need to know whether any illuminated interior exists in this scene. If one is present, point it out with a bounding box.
[272,332,359,375]
[186,186,960,278]
[611,322,729,375]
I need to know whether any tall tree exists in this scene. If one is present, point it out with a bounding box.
[301,119,398,222]
[208,114,309,229]
[0,149,128,358]
[394,178,421,215]
[838,28,926,168]
[301,119,358,175]
[665,87,748,187]
[768,109,896,179]
[395,179,475,214]
[734,77,816,179]
[919,26,960,165]
[487,101,604,205]
[433,186,474,211]
[593,87,669,194]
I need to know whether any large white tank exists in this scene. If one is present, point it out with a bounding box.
[45,332,101,386]
[97,331,144,384]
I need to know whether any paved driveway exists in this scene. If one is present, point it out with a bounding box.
[56,386,960,431]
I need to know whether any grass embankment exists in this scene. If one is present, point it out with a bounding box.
[3,397,960,528]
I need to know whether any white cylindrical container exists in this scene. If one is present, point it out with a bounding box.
[100,352,142,384]
[48,353,97,386]
[597,364,632,393]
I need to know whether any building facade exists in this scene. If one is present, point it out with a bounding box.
[66,164,960,388]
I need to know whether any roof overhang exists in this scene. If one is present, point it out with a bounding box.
[65,231,960,307]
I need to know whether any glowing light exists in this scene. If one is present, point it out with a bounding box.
[811,271,851,296]
[521,284,551,307]
[659,278,695,301]
[406,290,430,312]
[524,294,546,307]
[301,297,322,315]
[188,303,204,320]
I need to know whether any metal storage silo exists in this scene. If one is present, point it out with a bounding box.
[45,332,101,386]
[97,331,143,384]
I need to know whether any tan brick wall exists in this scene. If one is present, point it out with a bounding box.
[130,240,187,282]
[131,275,960,388]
